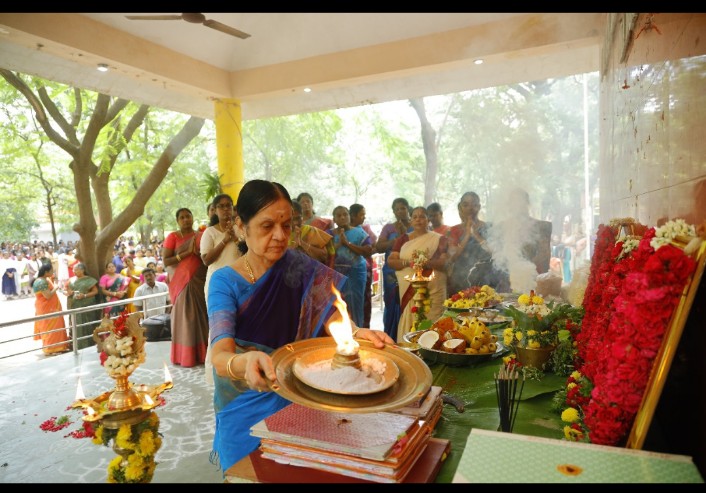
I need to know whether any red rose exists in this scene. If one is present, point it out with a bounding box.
[411,306,418,313]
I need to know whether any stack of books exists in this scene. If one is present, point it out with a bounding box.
[391,385,443,429]
[250,398,447,483]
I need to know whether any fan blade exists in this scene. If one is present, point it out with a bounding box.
[203,19,251,39]
[125,15,183,21]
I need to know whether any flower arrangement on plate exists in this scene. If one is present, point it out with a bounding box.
[443,285,502,310]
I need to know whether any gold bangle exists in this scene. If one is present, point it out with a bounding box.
[176,254,182,262]
[352,328,360,339]
[226,354,240,380]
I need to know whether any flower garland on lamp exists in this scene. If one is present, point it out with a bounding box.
[93,412,162,483]
[407,249,434,332]
[558,219,700,446]
[70,311,173,483]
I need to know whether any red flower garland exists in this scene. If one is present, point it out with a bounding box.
[572,226,697,446]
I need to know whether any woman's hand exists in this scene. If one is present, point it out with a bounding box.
[240,351,277,392]
[355,328,396,348]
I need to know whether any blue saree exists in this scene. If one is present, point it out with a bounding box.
[207,249,346,472]
[329,226,370,328]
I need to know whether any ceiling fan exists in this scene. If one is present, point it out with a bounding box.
[124,13,251,39]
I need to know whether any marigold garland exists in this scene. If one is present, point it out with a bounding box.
[93,411,162,483]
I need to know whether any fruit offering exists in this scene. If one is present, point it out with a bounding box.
[443,285,502,309]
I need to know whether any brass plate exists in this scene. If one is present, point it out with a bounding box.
[292,348,400,395]
[270,338,432,413]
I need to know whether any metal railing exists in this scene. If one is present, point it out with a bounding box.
[0,292,171,360]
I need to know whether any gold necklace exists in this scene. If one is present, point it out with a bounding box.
[243,254,256,284]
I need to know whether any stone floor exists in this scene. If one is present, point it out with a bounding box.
[0,295,385,484]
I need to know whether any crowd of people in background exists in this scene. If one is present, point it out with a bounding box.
[1,185,589,366]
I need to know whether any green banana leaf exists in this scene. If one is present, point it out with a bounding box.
[424,359,565,483]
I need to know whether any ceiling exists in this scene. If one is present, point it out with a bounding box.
[0,13,605,121]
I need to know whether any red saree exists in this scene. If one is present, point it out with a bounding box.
[163,230,209,367]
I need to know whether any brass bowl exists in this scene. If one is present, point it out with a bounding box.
[270,338,432,413]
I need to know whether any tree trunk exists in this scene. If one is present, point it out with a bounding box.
[409,98,439,206]
[1,69,204,280]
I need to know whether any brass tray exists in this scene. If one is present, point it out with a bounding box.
[292,348,400,395]
[270,338,432,413]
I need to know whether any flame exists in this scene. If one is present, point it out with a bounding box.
[328,285,359,355]
[163,362,172,383]
[75,377,86,401]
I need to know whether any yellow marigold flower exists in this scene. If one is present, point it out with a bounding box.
[503,327,514,336]
[515,331,524,342]
[567,382,577,390]
[502,355,516,365]
[503,334,514,345]
[563,425,583,441]
[531,295,544,305]
[527,339,541,349]
[115,424,135,450]
[526,330,537,337]
[563,425,576,440]
[125,453,146,481]
[571,371,582,380]
[518,294,530,305]
[92,425,104,445]
[561,407,580,423]
[138,430,157,456]
[107,456,123,483]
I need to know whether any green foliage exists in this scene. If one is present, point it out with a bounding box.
[200,170,223,202]
[0,198,38,241]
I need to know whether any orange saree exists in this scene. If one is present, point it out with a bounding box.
[32,277,70,354]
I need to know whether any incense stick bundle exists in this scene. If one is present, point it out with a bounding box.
[494,364,525,433]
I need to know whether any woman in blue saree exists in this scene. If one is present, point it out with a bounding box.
[328,205,373,328]
[374,198,412,339]
[207,180,395,474]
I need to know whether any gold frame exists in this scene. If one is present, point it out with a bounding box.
[626,238,706,449]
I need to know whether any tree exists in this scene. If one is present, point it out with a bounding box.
[0,70,205,278]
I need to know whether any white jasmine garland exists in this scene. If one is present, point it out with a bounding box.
[617,237,640,260]
[650,219,696,250]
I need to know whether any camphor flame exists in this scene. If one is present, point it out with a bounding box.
[328,285,359,356]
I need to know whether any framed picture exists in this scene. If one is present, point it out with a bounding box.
[626,238,706,449]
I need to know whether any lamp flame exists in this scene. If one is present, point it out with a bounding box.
[328,285,359,355]
[75,378,86,401]
[163,362,172,383]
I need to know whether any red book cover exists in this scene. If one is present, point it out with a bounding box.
[250,403,418,461]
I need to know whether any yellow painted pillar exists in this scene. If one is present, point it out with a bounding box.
[213,98,244,201]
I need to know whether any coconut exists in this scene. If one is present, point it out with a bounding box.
[442,339,467,353]
[418,330,440,350]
